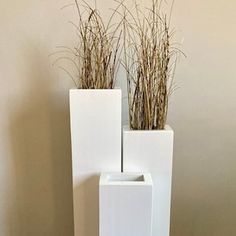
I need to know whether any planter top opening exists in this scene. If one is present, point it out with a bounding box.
[123,125,173,132]
[70,88,121,91]
[100,173,152,186]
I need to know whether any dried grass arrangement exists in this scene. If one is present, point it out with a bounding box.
[53,0,122,89]
[121,0,182,130]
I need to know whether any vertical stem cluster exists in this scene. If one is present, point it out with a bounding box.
[123,0,178,130]
[74,0,122,89]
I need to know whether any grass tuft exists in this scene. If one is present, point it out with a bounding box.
[121,0,183,130]
[52,0,123,89]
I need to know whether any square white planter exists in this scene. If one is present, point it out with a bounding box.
[123,126,174,236]
[99,173,153,236]
[70,89,122,236]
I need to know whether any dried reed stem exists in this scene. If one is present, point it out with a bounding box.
[75,0,124,89]
[53,0,122,89]
[122,0,181,130]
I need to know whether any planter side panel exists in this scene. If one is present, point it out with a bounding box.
[70,90,121,236]
[123,128,173,236]
[99,174,153,236]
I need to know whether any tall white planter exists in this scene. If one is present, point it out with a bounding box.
[123,126,174,236]
[99,173,153,236]
[70,89,122,236]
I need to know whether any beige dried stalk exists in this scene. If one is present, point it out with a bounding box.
[75,0,123,89]
[53,0,122,89]
[122,0,181,130]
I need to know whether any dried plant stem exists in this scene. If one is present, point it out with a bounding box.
[53,0,122,89]
[122,0,181,130]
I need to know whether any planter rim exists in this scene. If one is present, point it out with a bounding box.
[70,87,121,91]
[100,172,153,186]
[123,124,173,132]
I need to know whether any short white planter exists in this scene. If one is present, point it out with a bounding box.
[70,89,122,236]
[123,126,174,236]
[99,173,153,236]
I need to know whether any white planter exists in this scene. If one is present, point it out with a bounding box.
[123,126,174,236]
[99,173,153,236]
[70,89,122,236]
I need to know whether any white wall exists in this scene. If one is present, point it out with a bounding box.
[0,0,236,235]
[169,1,236,235]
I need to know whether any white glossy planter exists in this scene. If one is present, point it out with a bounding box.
[99,173,153,236]
[123,126,174,236]
[70,89,122,236]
